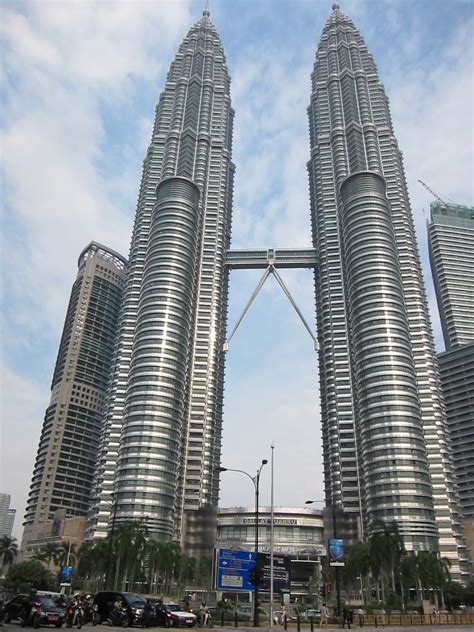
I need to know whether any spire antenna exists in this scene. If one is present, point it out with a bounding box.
[332,2,340,10]
[203,0,210,17]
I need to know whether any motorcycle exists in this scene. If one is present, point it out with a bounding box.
[198,609,212,628]
[65,601,84,629]
[19,601,42,629]
[108,607,129,628]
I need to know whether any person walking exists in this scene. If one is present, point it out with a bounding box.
[357,608,365,627]
[342,608,352,629]
[320,603,329,628]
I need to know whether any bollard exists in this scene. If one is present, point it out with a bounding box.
[310,617,314,632]
[234,610,238,628]
[297,614,301,632]
[284,614,288,631]
[221,611,224,627]
[410,613,413,625]
[421,613,424,625]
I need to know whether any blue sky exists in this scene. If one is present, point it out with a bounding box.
[1,0,473,541]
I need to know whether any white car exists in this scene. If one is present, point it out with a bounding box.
[161,603,197,627]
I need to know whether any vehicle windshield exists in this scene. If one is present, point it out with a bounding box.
[38,596,57,608]
[123,594,146,606]
[165,604,181,612]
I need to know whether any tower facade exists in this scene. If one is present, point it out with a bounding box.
[307,3,465,573]
[428,202,474,351]
[88,8,234,552]
[22,243,126,550]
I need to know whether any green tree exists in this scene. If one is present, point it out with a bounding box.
[0,535,19,576]
[368,519,404,600]
[32,542,61,571]
[5,560,56,593]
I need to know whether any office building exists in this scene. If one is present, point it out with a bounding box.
[88,7,234,555]
[5,509,16,538]
[217,506,325,601]
[438,345,474,523]
[428,202,474,351]
[22,242,126,552]
[0,494,12,536]
[307,3,465,574]
[429,202,474,569]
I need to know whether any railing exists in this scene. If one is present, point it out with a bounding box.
[213,610,474,627]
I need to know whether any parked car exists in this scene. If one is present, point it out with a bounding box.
[93,592,154,627]
[155,603,197,627]
[236,605,268,620]
[304,609,321,620]
[3,594,66,627]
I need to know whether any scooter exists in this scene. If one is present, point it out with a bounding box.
[19,601,42,629]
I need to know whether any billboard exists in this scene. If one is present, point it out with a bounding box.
[60,565,73,582]
[328,538,345,566]
[257,552,291,593]
[215,548,256,591]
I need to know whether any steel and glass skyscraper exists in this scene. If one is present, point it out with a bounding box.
[88,8,234,553]
[308,3,465,574]
[22,242,126,551]
[428,202,474,351]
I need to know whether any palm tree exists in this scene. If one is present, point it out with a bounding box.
[368,519,404,594]
[344,540,371,603]
[32,542,61,571]
[417,551,451,608]
[0,535,19,576]
[56,542,78,567]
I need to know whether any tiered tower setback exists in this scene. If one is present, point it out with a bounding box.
[88,8,234,551]
[308,3,465,574]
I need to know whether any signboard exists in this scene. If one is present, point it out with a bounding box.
[60,565,73,582]
[328,538,345,566]
[257,552,291,593]
[215,548,256,591]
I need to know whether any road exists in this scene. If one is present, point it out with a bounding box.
[3,624,474,632]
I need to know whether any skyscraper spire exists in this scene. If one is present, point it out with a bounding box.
[203,0,210,17]
[308,3,467,578]
[88,9,234,555]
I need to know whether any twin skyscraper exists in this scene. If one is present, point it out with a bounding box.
[23,3,467,578]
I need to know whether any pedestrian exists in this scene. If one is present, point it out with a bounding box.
[342,607,352,629]
[357,608,364,628]
[320,603,329,628]
[347,610,353,629]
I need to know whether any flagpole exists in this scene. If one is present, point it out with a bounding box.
[270,443,275,627]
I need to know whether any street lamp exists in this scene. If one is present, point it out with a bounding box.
[305,499,341,616]
[219,459,268,627]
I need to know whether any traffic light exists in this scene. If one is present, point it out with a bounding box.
[319,586,325,597]
[249,565,262,586]
[327,583,332,594]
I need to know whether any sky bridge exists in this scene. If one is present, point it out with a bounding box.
[225,247,317,270]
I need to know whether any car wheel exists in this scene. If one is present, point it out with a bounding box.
[122,616,130,628]
[3,614,11,624]
[164,618,170,628]
[33,613,41,629]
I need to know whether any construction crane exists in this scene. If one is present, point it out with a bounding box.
[418,179,448,207]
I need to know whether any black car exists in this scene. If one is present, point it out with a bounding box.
[93,591,154,627]
[3,594,65,627]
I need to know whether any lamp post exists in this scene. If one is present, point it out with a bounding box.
[305,499,341,616]
[219,459,268,627]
